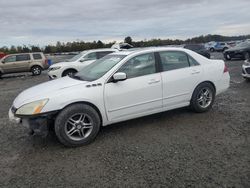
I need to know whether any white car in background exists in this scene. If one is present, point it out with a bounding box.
[242,59,250,81]
[9,47,230,147]
[48,48,118,79]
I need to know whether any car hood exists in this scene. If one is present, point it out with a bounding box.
[13,76,87,108]
[51,60,95,68]
[50,61,75,67]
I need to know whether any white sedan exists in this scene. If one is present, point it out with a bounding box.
[242,59,250,81]
[48,48,118,79]
[9,47,230,147]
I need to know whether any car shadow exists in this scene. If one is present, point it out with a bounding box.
[0,73,32,80]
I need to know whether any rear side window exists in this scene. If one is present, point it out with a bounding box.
[188,55,200,66]
[16,54,30,61]
[159,51,189,71]
[97,51,114,59]
[118,53,156,79]
[33,53,42,60]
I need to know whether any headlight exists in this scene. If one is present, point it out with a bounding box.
[50,66,61,71]
[16,99,49,115]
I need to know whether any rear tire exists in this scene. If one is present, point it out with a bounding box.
[210,48,215,52]
[54,104,101,147]
[62,69,77,77]
[31,65,42,76]
[190,82,215,113]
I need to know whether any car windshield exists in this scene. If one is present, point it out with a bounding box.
[67,51,88,62]
[73,54,126,81]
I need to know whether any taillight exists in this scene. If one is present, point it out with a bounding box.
[223,64,228,73]
[44,59,48,65]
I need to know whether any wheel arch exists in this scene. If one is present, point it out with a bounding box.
[62,68,78,77]
[60,101,103,126]
[193,81,216,95]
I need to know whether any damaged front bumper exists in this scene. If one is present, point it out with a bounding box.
[9,107,55,136]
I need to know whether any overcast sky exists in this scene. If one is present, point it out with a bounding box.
[0,0,249,46]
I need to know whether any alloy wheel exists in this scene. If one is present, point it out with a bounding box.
[197,87,213,108]
[65,113,93,141]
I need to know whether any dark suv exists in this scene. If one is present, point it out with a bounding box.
[223,42,250,60]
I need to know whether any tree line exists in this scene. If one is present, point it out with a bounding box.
[1,34,249,54]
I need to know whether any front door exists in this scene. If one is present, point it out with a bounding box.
[1,55,17,73]
[104,53,163,121]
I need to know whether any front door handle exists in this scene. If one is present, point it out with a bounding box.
[148,79,160,84]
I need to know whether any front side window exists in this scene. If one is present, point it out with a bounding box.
[16,54,30,61]
[74,54,126,81]
[118,53,156,79]
[3,55,16,63]
[159,51,189,71]
[83,52,97,61]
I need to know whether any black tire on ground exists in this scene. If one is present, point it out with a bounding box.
[244,52,250,60]
[190,82,215,113]
[243,77,250,82]
[210,48,215,52]
[31,65,42,76]
[62,69,77,77]
[0,71,2,78]
[54,103,101,147]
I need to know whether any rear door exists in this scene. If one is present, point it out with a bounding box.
[15,54,31,72]
[104,52,163,121]
[159,51,202,108]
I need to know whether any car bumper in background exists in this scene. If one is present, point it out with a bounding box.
[242,64,250,78]
[47,70,61,79]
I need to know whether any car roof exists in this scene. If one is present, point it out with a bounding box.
[81,48,118,53]
[4,52,43,56]
[112,47,189,56]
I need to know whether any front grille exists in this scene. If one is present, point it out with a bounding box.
[245,67,250,74]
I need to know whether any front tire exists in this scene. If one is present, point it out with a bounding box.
[210,48,215,52]
[62,69,77,77]
[31,65,42,76]
[190,82,215,113]
[54,104,101,147]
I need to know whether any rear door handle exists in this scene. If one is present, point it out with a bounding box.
[191,70,200,75]
[148,79,160,84]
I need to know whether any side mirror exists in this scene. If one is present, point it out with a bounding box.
[113,72,127,82]
[79,59,86,62]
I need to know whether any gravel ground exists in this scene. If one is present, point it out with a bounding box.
[0,53,249,187]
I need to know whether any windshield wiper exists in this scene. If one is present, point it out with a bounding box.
[71,75,84,81]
